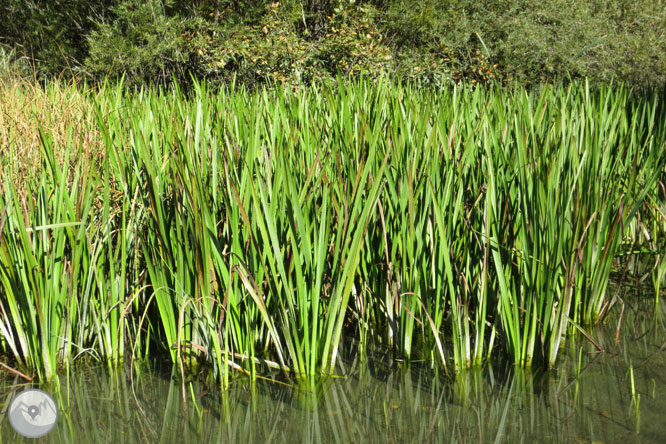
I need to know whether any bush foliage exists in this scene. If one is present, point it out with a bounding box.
[1,0,664,88]
[84,0,202,87]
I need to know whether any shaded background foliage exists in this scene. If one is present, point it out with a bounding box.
[1,0,665,88]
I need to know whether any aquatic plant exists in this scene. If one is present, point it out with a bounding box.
[0,77,664,383]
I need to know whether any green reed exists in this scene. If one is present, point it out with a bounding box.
[0,128,95,379]
[1,78,664,383]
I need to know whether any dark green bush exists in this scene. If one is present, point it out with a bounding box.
[193,2,393,89]
[0,0,107,76]
[375,0,666,87]
[315,3,393,78]
[2,0,664,88]
[84,0,205,88]
[191,2,318,90]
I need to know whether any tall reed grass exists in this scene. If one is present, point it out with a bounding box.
[1,77,664,383]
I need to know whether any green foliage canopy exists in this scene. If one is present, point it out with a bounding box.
[0,0,664,88]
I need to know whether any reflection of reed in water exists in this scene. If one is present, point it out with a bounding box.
[3,302,665,443]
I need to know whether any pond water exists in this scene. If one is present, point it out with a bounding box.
[2,299,665,443]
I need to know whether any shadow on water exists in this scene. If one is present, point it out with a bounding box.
[2,299,666,444]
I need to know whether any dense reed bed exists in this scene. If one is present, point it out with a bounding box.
[1,78,665,383]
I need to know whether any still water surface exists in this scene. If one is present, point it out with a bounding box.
[2,300,665,443]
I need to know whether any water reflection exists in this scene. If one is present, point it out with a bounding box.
[2,300,665,443]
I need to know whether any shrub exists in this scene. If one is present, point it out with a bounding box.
[375,0,666,88]
[194,2,393,89]
[316,3,393,79]
[84,0,204,88]
[0,0,107,77]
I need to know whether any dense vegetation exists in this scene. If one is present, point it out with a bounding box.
[1,0,665,385]
[0,78,664,383]
[1,0,665,89]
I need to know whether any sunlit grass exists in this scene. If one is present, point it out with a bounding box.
[0,77,664,383]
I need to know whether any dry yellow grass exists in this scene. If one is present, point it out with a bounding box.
[0,75,102,195]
